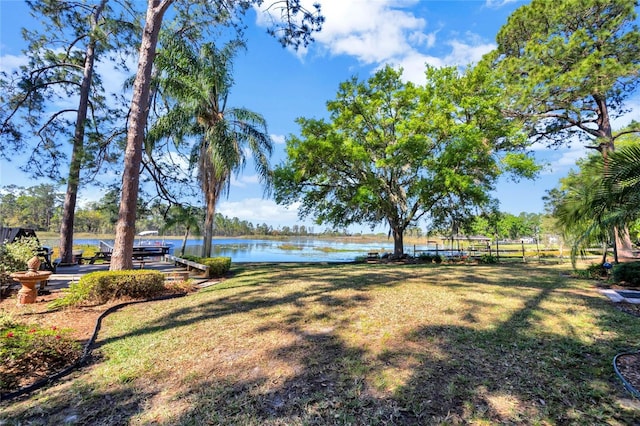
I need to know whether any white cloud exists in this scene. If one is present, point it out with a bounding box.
[443,39,495,67]
[485,0,517,8]
[217,198,305,226]
[271,133,286,144]
[612,96,640,131]
[550,147,588,171]
[254,0,496,85]
[0,54,28,73]
[316,2,427,64]
[230,174,261,188]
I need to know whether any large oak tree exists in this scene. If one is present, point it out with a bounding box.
[274,65,538,256]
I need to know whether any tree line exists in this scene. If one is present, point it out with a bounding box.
[0,184,557,242]
[0,184,314,237]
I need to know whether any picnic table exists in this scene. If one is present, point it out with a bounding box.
[86,244,171,264]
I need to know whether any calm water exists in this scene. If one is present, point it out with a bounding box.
[48,237,398,263]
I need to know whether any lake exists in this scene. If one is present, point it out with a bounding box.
[50,237,399,263]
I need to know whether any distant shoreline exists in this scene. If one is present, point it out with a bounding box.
[36,232,427,246]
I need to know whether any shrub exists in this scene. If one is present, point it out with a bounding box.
[200,257,231,278]
[49,270,166,309]
[1,318,82,393]
[479,254,498,264]
[433,254,443,264]
[181,254,201,262]
[612,261,640,287]
[0,237,40,288]
[418,253,433,263]
[575,263,607,280]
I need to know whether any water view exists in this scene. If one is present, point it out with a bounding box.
[52,237,397,263]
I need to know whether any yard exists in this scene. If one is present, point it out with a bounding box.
[1,261,639,424]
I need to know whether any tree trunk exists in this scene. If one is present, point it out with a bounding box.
[595,94,635,259]
[111,0,172,270]
[202,198,215,257]
[59,0,107,265]
[180,226,189,257]
[391,225,404,257]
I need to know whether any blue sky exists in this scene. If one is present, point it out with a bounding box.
[1,0,639,233]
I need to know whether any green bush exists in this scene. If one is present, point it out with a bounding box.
[479,254,498,264]
[575,263,607,280]
[181,254,201,262]
[612,261,640,287]
[200,257,231,278]
[49,270,166,309]
[418,253,433,263]
[0,237,40,287]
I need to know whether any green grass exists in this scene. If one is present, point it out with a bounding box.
[2,262,640,424]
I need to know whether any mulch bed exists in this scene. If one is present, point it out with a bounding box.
[615,352,640,397]
[612,299,640,397]
[1,285,193,397]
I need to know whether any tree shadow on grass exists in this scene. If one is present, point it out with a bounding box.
[90,263,408,349]
[163,268,639,424]
[3,262,639,424]
[0,379,156,425]
[168,271,639,424]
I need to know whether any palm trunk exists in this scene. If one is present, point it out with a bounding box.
[595,94,634,259]
[202,199,215,258]
[59,0,107,265]
[180,226,189,257]
[112,0,172,270]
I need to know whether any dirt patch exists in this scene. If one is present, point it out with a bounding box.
[1,283,196,396]
[1,289,118,343]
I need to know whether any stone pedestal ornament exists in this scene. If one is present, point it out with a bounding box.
[10,256,52,305]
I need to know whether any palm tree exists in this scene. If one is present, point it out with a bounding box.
[555,144,640,265]
[149,37,273,257]
[162,204,202,257]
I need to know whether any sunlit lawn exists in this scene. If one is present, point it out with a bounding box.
[2,261,639,424]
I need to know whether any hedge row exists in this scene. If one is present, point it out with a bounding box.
[49,270,166,309]
[199,257,231,278]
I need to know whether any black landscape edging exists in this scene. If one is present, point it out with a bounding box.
[613,351,640,399]
[1,292,186,403]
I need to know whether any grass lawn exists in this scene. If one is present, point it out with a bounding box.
[2,262,639,424]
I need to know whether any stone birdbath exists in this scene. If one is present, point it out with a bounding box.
[10,256,52,305]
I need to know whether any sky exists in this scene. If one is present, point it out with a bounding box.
[1,0,639,234]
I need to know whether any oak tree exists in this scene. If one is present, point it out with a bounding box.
[274,65,538,256]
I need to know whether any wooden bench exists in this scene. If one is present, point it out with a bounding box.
[367,252,379,261]
[165,255,210,276]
